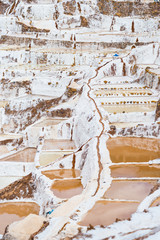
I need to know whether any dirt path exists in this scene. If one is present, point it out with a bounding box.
[87,62,111,196]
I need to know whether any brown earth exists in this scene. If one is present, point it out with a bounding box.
[17,21,50,33]
[63,1,76,15]
[0,173,36,200]
[97,0,160,17]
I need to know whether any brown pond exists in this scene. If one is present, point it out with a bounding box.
[42,139,76,151]
[80,200,138,227]
[103,180,157,201]
[51,179,83,198]
[107,137,160,163]
[0,148,37,162]
[42,169,80,180]
[111,164,160,178]
[0,202,40,234]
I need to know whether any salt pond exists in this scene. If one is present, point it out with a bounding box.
[0,202,40,234]
[51,179,83,198]
[80,200,138,227]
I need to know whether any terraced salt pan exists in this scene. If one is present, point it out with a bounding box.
[107,137,160,156]
[102,104,156,113]
[111,164,160,178]
[107,139,160,163]
[91,76,134,85]
[75,31,160,44]
[27,118,68,147]
[0,45,27,51]
[77,30,159,38]
[4,25,159,44]
[79,200,139,227]
[33,118,68,128]
[42,169,80,180]
[94,88,153,96]
[0,63,81,72]
[0,49,115,67]
[103,180,158,201]
[109,122,142,128]
[39,151,73,167]
[98,96,158,103]
[0,148,36,162]
[51,179,83,199]
[31,47,129,55]
[0,7,159,240]
[0,202,40,235]
[92,83,145,89]
[78,136,160,232]
[0,66,50,77]
[42,139,76,151]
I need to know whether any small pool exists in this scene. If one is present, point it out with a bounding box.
[79,200,138,227]
[0,202,40,234]
[42,169,80,180]
[51,179,83,199]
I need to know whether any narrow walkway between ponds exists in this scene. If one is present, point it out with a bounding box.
[87,61,112,196]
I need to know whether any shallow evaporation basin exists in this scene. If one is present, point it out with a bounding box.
[107,137,160,163]
[103,180,158,201]
[0,148,37,162]
[42,139,76,151]
[42,169,80,180]
[79,200,138,227]
[33,118,67,128]
[39,151,73,167]
[111,164,160,178]
[94,89,153,96]
[0,202,40,234]
[51,179,83,198]
[102,104,156,113]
